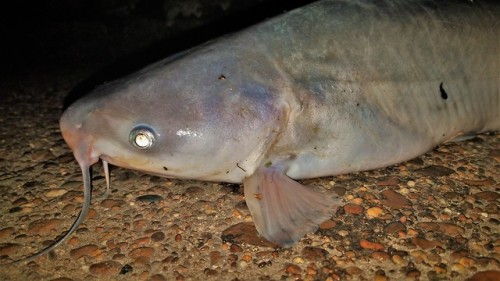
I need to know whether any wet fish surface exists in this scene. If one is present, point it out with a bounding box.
[15,0,500,262]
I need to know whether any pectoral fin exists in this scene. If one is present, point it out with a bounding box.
[244,166,340,247]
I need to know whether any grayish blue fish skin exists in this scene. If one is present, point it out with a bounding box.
[17,0,499,262]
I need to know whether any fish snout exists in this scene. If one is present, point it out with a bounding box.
[60,110,100,167]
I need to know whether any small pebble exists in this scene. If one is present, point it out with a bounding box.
[225,244,240,253]
[370,251,390,261]
[119,264,133,275]
[392,255,405,265]
[360,239,384,251]
[417,222,464,235]
[0,243,21,256]
[384,222,406,234]
[46,189,68,198]
[344,203,364,214]
[70,244,99,259]
[28,219,61,235]
[151,231,165,242]
[285,264,301,274]
[381,190,412,209]
[366,207,383,218]
[374,275,388,281]
[467,270,500,281]
[292,257,305,264]
[302,246,328,261]
[0,227,15,240]
[136,194,163,203]
[89,261,122,276]
[345,266,362,275]
[415,165,455,177]
[128,247,155,260]
[450,263,466,274]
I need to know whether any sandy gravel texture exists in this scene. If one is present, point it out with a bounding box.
[0,0,499,280]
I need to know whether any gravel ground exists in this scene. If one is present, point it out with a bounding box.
[0,1,499,280]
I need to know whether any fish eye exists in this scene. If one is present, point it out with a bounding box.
[129,125,156,149]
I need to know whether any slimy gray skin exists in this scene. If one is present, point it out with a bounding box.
[15,0,500,262]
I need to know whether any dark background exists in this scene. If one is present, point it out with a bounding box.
[0,0,316,104]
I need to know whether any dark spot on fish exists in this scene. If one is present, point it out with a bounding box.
[218,74,226,80]
[163,166,168,171]
[236,163,246,172]
[356,103,360,106]
[439,82,448,100]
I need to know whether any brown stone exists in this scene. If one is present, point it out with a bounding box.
[451,250,470,260]
[319,219,336,230]
[230,244,243,253]
[462,179,495,187]
[210,251,222,265]
[473,191,500,201]
[133,219,148,231]
[151,231,165,242]
[370,251,390,261]
[413,237,443,249]
[89,260,122,276]
[221,223,277,248]
[344,203,364,214]
[0,243,21,256]
[406,269,421,278]
[345,266,362,275]
[285,264,301,274]
[204,268,218,276]
[185,186,204,195]
[384,222,406,234]
[70,244,99,259]
[301,246,328,261]
[417,222,464,235]
[360,239,384,251]
[376,178,400,187]
[381,190,411,209]
[332,185,347,196]
[0,227,15,240]
[129,247,155,260]
[27,219,61,235]
[467,270,500,281]
[415,165,455,177]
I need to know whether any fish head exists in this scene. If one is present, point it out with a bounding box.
[60,45,285,182]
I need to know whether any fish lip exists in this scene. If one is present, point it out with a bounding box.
[60,114,100,168]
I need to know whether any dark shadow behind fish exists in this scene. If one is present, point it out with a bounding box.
[63,0,318,110]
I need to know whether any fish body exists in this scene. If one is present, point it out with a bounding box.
[48,0,500,257]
